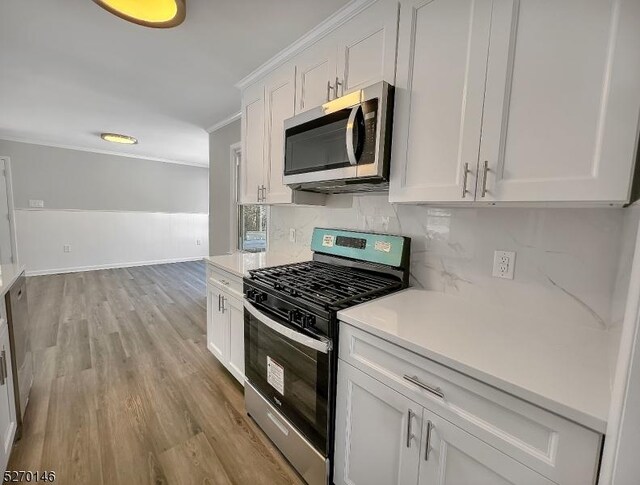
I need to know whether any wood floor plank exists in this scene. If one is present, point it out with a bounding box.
[7,260,303,485]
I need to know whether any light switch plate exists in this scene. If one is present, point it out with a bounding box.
[493,250,516,279]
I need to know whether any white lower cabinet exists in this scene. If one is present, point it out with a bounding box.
[335,362,554,485]
[0,322,16,474]
[334,361,421,485]
[206,266,245,385]
[335,324,602,485]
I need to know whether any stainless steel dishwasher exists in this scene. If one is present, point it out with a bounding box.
[5,274,31,439]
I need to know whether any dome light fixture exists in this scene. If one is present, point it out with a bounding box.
[93,0,186,29]
[101,133,138,145]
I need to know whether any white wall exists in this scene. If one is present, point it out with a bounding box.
[0,139,209,274]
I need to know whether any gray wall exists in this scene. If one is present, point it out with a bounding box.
[209,120,240,256]
[0,139,209,213]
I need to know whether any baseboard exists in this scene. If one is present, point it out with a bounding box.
[25,256,204,277]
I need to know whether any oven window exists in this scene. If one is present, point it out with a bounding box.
[245,309,329,453]
[285,109,351,175]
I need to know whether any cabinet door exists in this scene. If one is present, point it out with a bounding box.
[224,294,245,385]
[389,0,493,203]
[294,40,337,114]
[264,66,295,204]
[336,0,399,96]
[207,286,227,364]
[0,324,16,474]
[479,0,640,204]
[334,361,421,485]
[240,82,265,204]
[418,408,554,485]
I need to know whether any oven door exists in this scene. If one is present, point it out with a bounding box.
[244,300,331,454]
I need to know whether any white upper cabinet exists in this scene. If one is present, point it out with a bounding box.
[264,66,296,204]
[390,0,492,203]
[335,0,399,96]
[391,0,640,205]
[295,39,338,114]
[295,0,400,113]
[240,81,265,204]
[479,0,640,204]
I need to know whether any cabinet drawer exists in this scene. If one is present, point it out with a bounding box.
[207,265,243,299]
[339,323,602,485]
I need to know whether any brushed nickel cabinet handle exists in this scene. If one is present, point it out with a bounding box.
[0,350,6,386]
[221,296,227,313]
[326,80,334,102]
[406,409,416,448]
[403,375,444,399]
[461,162,470,198]
[217,294,222,312]
[481,160,490,198]
[335,76,343,97]
[425,420,433,461]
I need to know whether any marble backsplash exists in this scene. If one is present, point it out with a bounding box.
[270,195,640,333]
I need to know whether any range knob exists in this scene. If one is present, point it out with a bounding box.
[303,314,316,328]
[246,289,256,300]
[255,292,267,304]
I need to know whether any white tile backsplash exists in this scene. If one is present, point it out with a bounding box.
[270,195,638,332]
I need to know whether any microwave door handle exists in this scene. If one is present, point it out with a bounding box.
[346,105,364,166]
[244,300,331,354]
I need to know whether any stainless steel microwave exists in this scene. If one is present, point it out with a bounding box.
[283,81,394,194]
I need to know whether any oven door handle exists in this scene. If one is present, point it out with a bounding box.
[244,300,331,354]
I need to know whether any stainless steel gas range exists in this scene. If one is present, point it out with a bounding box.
[243,228,411,485]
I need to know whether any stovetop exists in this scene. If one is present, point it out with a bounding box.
[248,260,403,312]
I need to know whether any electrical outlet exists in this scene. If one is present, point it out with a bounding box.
[492,250,516,279]
[196,239,202,246]
[29,199,44,208]
[63,244,71,253]
[289,228,296,243]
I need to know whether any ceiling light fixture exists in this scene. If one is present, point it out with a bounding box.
[101,133,138,145]
[93,0,186,28]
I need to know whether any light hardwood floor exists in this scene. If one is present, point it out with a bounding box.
[7,261,303,485]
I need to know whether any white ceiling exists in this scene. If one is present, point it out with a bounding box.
[0,0,349,166]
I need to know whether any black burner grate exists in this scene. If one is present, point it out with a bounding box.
[248,261,402,310]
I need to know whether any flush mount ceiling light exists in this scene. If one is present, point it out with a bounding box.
[101,133,138,145]
[93,0,186,28]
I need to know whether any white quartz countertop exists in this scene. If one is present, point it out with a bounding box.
[0,263,25,298]
[205,250,312,278]
[338,289,611,433]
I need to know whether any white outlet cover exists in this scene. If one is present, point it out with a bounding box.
[289,228,296,243]
[493,250,516,279]
[63,244,71,253]
[29,199,44,208]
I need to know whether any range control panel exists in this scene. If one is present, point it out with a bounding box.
[311,228,409,268]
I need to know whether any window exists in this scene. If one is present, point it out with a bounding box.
[238,205,268,252]
[231,143,268,252]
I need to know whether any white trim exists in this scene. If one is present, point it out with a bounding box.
[0,135,209,168]
[25,256,204,277]
[235,0,378,90]
[0,157,20,266]
[230,142,242,252]
[15,208,208,215]
[206,112,242,134]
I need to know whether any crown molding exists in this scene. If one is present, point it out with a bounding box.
[0,135,209,168]
[235,0,377,91]
[206,111,241,133]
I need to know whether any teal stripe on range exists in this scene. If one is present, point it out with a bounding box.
[310,228,406,268]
